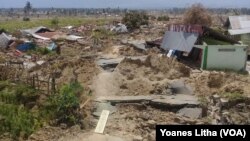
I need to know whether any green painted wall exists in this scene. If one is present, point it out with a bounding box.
[206,45,247,71]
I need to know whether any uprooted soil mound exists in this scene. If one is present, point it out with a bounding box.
[29,57,99,90]
[117,54,190,79]
[112,54,190,96]
[187,71,250,97]
[105,103,203,140]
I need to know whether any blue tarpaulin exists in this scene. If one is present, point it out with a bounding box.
[16,42,35,52]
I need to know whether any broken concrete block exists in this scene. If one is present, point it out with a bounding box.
[93,102,116,117]
[177,108,202,119]
[151,94,200,107]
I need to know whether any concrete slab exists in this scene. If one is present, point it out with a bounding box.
[93,102,117,117]
[169,80,193,94]
[177,108,202,119]
[151,94,200,107]
[96,56,147,71]
[96,94,200,107]
[95,95,157,103]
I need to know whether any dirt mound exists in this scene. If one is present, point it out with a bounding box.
[187,71,250,97]
[102,45,146,57]
[29,57,99,91]
[105,104,203,140]
[108,54,191,96]
[117,54,190,79]
[220,82,244,94]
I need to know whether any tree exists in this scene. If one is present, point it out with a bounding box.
[122,11,149,30]
[183,3,212,26]
[24,1,32,20]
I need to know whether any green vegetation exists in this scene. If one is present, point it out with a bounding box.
[36,47,52,55]
[0,81,40,139]
[45,82,83,126]
[122,11,149,30]
[222,92,245,101]
[26,46,57,56]
[198,96,209,106]
[0,28,7,33]
[0,17,111,33]
[51,17,59,27]
[203,37,231,45]
[0,81,85,139]
[157,15,170,21]
[23,17,30,21]
[92,28,114,39]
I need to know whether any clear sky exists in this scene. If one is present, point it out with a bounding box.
[1,0,249,8]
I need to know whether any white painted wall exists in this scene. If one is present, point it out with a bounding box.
[206,45,247,71]
[241,34,250,55]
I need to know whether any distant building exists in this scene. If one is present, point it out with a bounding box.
[224,15,250,55]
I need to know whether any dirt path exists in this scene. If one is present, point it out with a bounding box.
[92,70,120,97]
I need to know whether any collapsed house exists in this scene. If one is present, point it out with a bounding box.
[21,26,57,40]
[161,24,248,71]
[224,15,250,55]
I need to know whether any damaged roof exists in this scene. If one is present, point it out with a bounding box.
[161,31,198,53]
[22,26,52,35]
[227,15,250,35]
[0,33,12,49]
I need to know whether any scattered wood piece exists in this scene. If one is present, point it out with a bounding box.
[94,110,110,134]
[80,98,91,109]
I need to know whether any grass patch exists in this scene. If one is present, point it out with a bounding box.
[0,17,113,33]
[198,96,209,106]
[0,81,85,139]
[0,81,41,139]
[221,92,245,101]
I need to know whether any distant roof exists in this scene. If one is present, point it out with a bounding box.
[22,26,52,35]
[227,15,250,35]
[161,31,198,53]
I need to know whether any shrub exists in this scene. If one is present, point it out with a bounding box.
[157,15,170,21]
[183,3,212,26]
[23,17,30,21]
[0,28,6,34]
[46,82,83,126]
[222,92,245,101]
[122,11,149,30]
[0,104,41,139]
[51,17,59,27]
[36,47,51,55]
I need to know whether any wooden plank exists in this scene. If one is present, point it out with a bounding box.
[80,98,91,109]
[94,110,110,134]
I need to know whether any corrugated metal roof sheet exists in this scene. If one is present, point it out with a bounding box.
[161,31,198,53]
[0,33,11,48]
[228,15,250,35]
[22,26,51,35]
